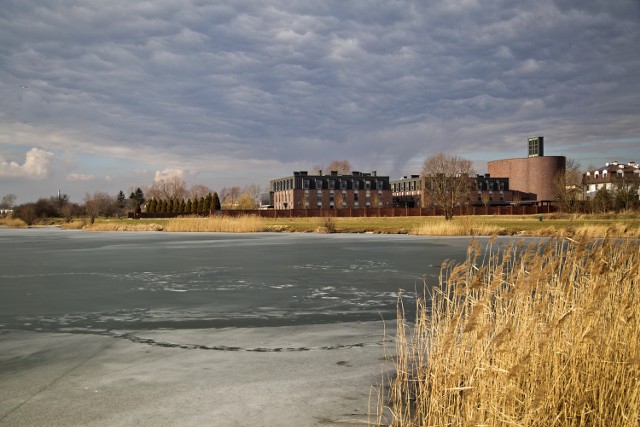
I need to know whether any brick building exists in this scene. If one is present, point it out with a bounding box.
[488,137,565,201]
[583,161,640,199]
[391,174,531,207]
[270,171,392,210]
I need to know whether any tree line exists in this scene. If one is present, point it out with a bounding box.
[145,193,221,215]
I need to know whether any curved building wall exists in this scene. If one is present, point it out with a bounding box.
[488,156,565,201]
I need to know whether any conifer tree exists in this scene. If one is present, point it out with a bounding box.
[212,192,221,210]
[203,193,213,213]
[198,196,206,214]
[147,198,155,214]
[185,199,192,214]
[192,197,199,214]
[116,190,126,208]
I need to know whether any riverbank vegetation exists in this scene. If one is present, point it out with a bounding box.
[4,213,639,238]
[374,238,640,426]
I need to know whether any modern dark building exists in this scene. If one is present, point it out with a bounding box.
[270,171,392,209]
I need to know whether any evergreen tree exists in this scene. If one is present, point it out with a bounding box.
[134,188,145,206]
[212,192,221,210]
[179,199,186,213]
[185,199,192,214]
[198,197,206,214]
[192,197,199,214]
[116,190,126,208]
[148,198,157,214]
[203,193,213,213]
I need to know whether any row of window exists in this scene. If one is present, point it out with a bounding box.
[302,179,385,191]
[477,191,505,202]
[272,178,388,192]
[391,181,421,192]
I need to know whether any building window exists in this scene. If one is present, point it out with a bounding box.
[365,180,371,190]
[354,180,360,190]
[340,180,347,190]
[316,179,323,189]
[303,179,310,189]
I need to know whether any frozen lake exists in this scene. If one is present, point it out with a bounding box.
[0,228,500,426]
[0,228,477,332]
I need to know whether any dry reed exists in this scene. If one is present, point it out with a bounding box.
[375,237,640,426]
[164,215,266,232]
[412,217,507,236]
[85,222,165,231]
[0,216,27,227]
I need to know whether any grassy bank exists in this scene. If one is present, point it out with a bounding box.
[4,213,640,238]
[87,213,640,237]
[374,238,640,426]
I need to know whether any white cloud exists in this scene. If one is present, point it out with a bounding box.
[0,148,54,179]
[154,168,185,182]
[67,172,96,181]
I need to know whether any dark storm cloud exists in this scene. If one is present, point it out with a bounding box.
[1,0,639,200]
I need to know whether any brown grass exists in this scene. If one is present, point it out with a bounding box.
[164,215,266,232]
[0,216,27,227]
[60,220,87,230]
[374,238,640,426]
[412,217,507,236]
[84,221,164,231]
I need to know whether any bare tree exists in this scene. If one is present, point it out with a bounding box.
[84,192,117,224]
[422,153,474,220]
[326,160,351,174]
[242,184,262,206]
[512,191,522,207]
[333,191,344,209]
[146,176,187,200]
[481,191,490,211]
[219,186,241,208]
[1,194,17,209]
[554,158,582,212]
[236,193,257,210]
[188,184,213,200]
[310,160,352,175]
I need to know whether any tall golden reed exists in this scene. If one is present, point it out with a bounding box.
[412,217,507,236]
[164,215,266,232]
[375,237,640,426]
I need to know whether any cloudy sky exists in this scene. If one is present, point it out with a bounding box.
[1,0,639,203]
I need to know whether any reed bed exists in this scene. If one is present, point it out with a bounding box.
[535,223,640,239]
[164,215,266,232]
[375,238,640,426]
[85,222,165,231]
[0,216,27,227]
[412,217,507,236]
